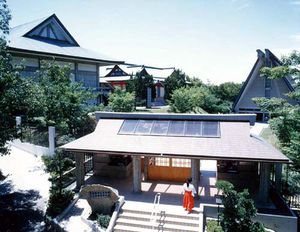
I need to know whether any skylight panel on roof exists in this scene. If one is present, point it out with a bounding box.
[202,121,220,137]
[118,120,220,138]
[151,120,169,135]
[119,120,138,134]
[167,121,185,136]
[135,120,153,134]
[185,121,202,136]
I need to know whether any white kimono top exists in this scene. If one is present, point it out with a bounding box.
[182,183,197,197]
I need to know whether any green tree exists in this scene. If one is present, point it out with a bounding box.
[164,69,187,100]
[216,180,265,232]
[34,61,93,136]
[170,86,231,113]
[43,150,74,217]
[210,82,242,102]
[108,88,135,112]
[0,0,40,154]
[253,51,300,196]
[127,70,154,101]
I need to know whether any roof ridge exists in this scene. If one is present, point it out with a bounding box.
[10,15,49,30]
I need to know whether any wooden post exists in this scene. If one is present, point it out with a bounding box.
[144,156,149,181]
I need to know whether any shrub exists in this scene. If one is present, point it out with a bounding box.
[108,88,135,112]
[46,188,74,217]
[97,214,111,228]
[207,220,223,232]
[216,180,265,232]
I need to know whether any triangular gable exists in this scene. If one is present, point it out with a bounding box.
[105,65,130,77]
[233,49,295,112]
[23,14,79,46]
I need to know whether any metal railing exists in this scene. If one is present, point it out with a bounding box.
[150,193,161,231]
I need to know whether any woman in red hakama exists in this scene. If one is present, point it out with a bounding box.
[182,177,197,213]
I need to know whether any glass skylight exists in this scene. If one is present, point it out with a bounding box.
[119,119,220,138]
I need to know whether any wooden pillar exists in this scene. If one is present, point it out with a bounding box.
[75,153,85,189]
[144,156,149,181]
[191,159,200,196]
[275,163,282,193]
[132,155,142,193]
[259,162,271,204]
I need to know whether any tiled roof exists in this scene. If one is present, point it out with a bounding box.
[61,113,289,163]
[7,14,123,64]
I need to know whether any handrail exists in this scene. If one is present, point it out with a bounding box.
[150,193,161,231]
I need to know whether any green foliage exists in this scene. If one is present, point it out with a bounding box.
[127,70,154,101]
[164,69,187,100]
[216,180,265,232]
[169,86,231,113]
[97,214,111,228]
[108,88,135,112]
[207,220,223,232]
[44,150,75,217]
[254,50,300,197]
[46,188,74,218]
[34,62,93,136]
[210,82,242,102]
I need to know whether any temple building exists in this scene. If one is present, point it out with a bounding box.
[232,49,296,121]
[7,14,123,104]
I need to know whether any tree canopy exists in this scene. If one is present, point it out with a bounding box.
[253,50,300,196]
[164,69,187,100]
[216,180,265,232]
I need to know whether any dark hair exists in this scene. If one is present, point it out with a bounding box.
[186,177,192,187]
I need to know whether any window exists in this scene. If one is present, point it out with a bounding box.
[135,120,153,134]
[155,157,169,166]
[172,158,191,167]
[167,121,185,136]
[151,120,169,135]
[119,120,138,134]
[202,121,219,137]
[118,120,220,138]
[185,121,202,136]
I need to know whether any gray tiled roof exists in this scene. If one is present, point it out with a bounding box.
[61,113,289,163]
[7,15,123,64]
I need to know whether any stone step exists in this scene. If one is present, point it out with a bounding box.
[121,208,199,220]
[115,218,199,232]
[118,211,198,226]
[114,224,155,232]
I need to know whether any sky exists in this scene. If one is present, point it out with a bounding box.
[7,0,300,84]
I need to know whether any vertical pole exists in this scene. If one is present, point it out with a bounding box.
[275,163,283,193]
[48,126,55,155]
[146,87,152,108]
[75,153,85,189]
[259,162,271,204]
[191,159,200,196]
[144,156,149,181]
[16,116,22,139]
[132,155,142,193]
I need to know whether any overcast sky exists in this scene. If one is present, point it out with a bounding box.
[7,0,300,84]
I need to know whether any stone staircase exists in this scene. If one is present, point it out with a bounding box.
[114,204,199,232]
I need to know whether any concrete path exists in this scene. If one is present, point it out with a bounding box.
[0,146,51,212]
